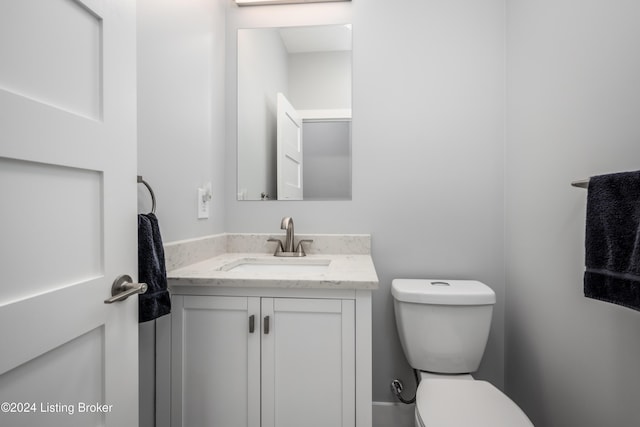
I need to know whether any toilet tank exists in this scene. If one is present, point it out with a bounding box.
[391,279,496,374]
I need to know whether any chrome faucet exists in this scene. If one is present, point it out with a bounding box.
[267,216,312,257]
[281,216,295,252]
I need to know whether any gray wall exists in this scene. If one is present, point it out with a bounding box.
[506,0,640,426]
[225,0,506,401]
[288,50,352,110]
[137,2,640,425]
[137,0,226,242]
[303,120,351,200]
[137,1,226,426]
[237,29,288,200]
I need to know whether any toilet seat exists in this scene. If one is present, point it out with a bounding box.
[416,379,533,427]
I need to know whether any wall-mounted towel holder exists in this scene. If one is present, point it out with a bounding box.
[571,179,589,189]
[138,175,157,214]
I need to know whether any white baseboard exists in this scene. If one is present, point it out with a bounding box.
[372,401,415,427]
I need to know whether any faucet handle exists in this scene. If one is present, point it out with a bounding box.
[267,238,284,255]
[295,239,313,256]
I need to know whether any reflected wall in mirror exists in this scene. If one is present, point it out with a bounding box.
[237,24,352,201]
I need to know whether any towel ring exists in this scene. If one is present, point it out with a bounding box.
[138,175,156,214]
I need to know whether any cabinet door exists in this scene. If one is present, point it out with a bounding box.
[261,298,355,427]
[172,295,260,427]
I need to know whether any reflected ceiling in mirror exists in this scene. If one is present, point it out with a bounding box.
[237,24,352,201]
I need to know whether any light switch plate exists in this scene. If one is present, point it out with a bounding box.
[197,188,209,219]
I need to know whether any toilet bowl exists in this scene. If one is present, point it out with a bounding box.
[414,375,532,427]
[391,279,533,427]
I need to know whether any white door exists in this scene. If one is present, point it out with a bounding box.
[0,0,138,426]
[276,92,303,200]
[261,298,355,427]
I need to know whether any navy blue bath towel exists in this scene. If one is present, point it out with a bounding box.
[138,213,171,322]
[584,170,640,311]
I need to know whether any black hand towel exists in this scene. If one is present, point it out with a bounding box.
[138,213,171,322]
[584,170,640,311]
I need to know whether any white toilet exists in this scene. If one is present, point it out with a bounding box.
[391,279,533,427]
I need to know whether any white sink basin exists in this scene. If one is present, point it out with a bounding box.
[221,258,331,274]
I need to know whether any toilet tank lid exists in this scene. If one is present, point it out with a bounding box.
[391,279,496,305]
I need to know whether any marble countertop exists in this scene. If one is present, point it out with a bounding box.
[167,252,379,290]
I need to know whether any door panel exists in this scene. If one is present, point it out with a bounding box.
[0,0,138,425]
[0,158,103,303]
[0,0,102,119]
[277,92,303,200]
[0,327,105,426]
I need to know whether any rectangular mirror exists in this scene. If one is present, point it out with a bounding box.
[237,24,352,201]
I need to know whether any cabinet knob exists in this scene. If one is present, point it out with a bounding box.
[249,315,255,333]
[264,315,270,334]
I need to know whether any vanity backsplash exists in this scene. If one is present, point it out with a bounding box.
[164,233,372,271]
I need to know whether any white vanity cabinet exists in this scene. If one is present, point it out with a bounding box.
[170,295,258,427]
[170,289,364,427]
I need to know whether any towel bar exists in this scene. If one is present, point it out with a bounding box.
[571,179,589,189]
[138,175,157,213]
